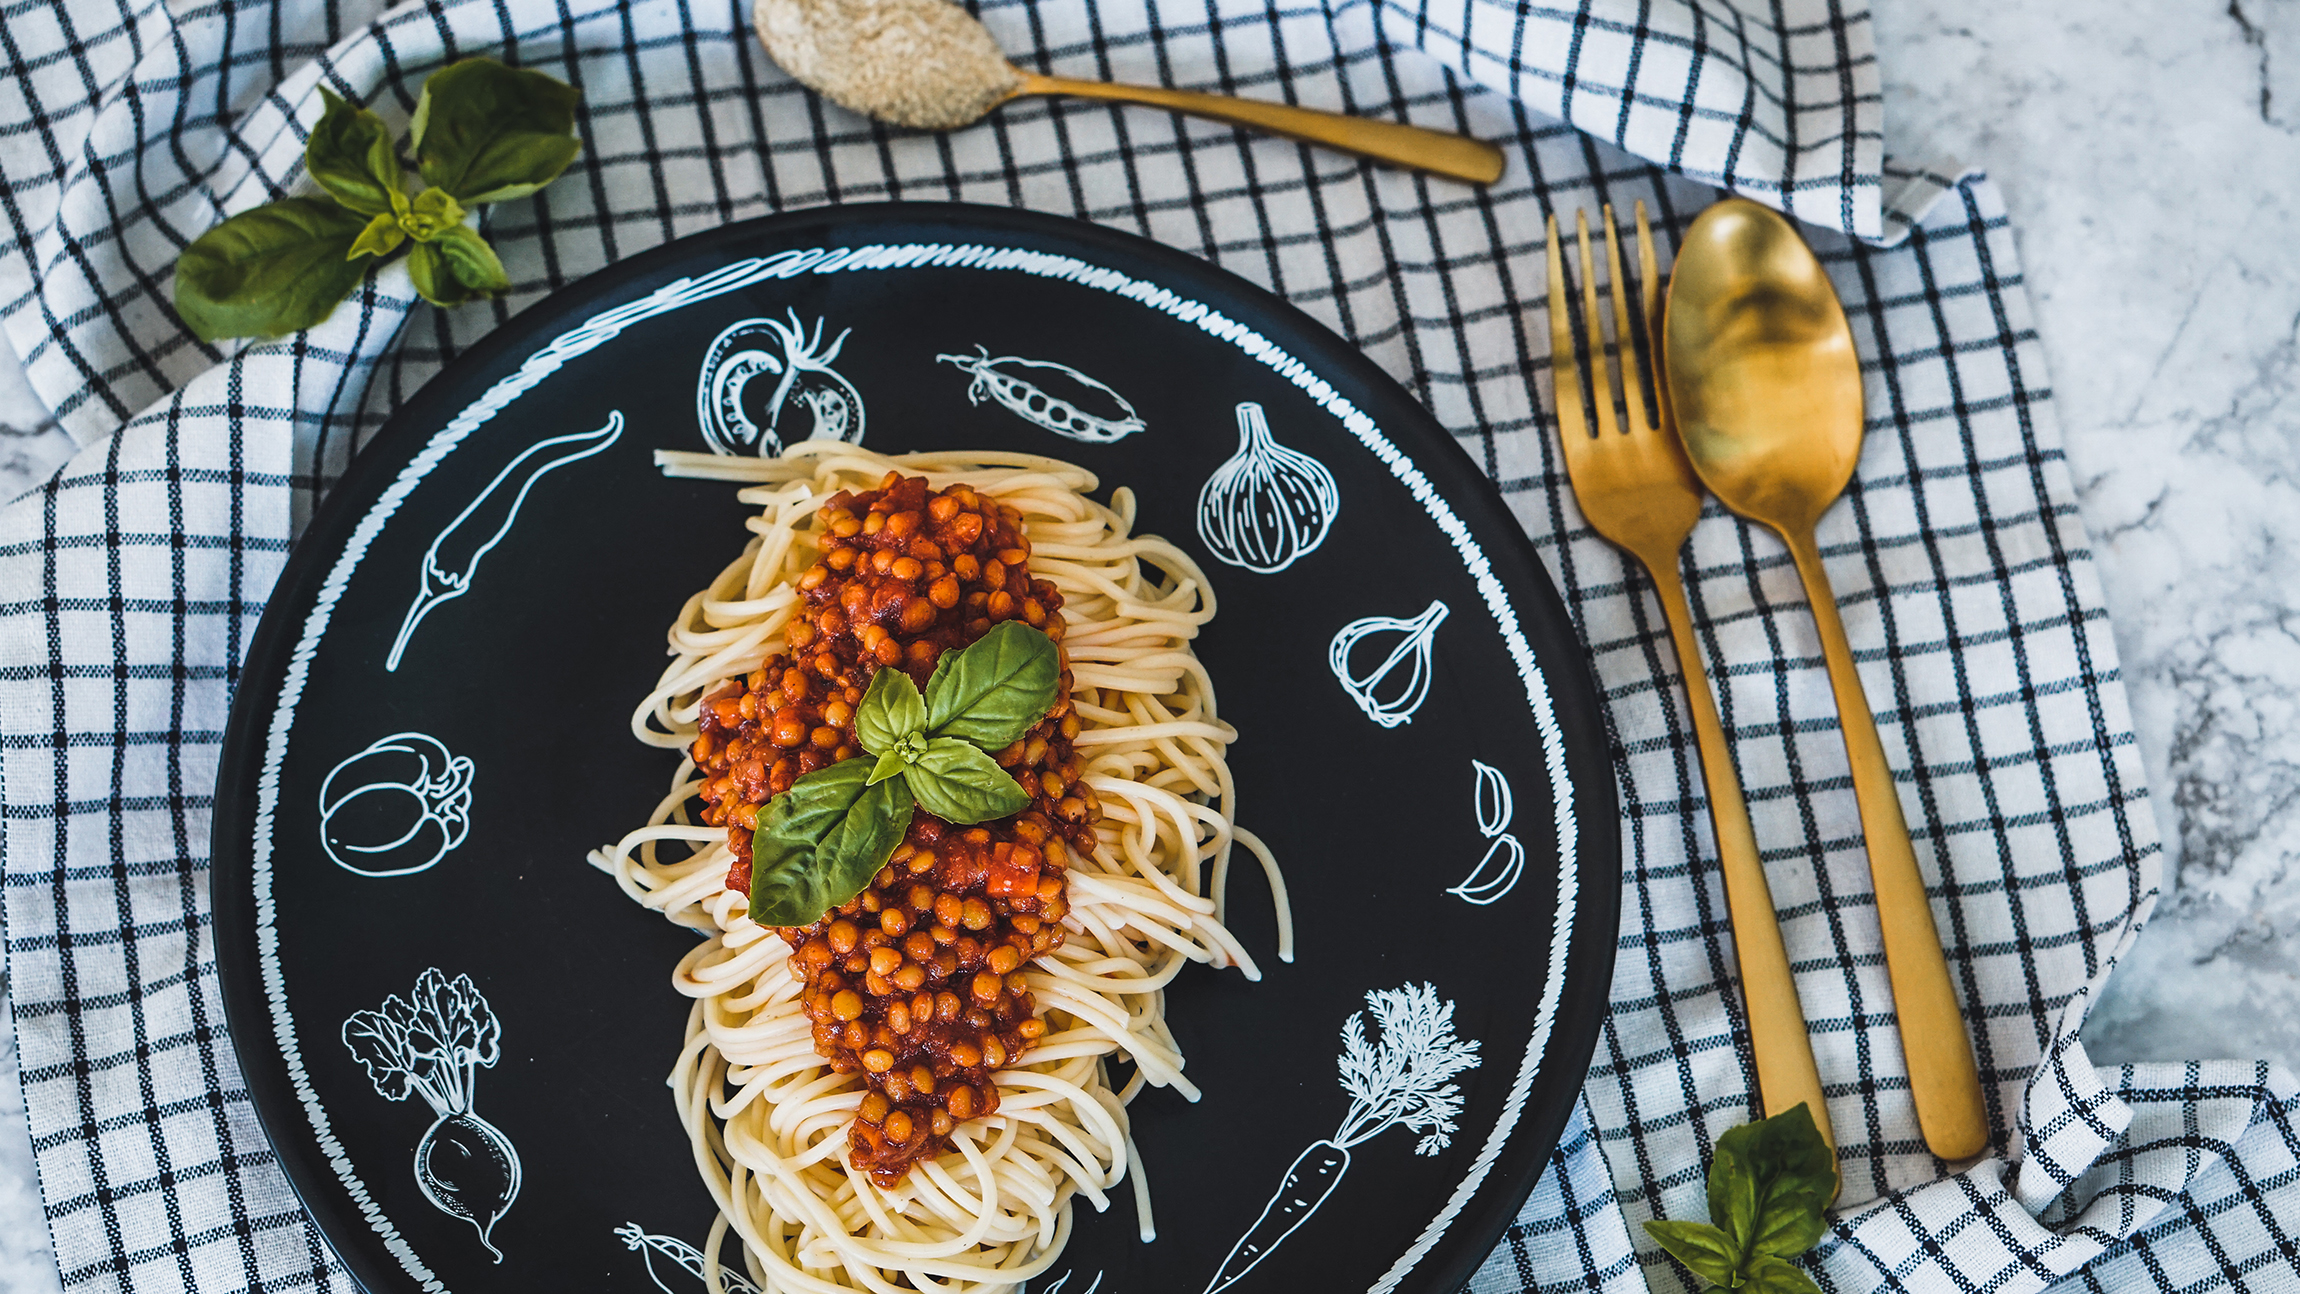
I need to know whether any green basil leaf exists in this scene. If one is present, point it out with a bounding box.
[1708,1125,1761,1254]
[401,187,467,241]
[855,665,928,755]
[748,757,915,926]
[348,211,406,260]
[1642,1220,1742,1289]
[923,621,1060,749]
[306,88,402,216]
[173,197,373,342]
[1735,1104,1836,1258]
[413,58,583,204]
[1742,1254,1823,1294]
[432,224,509,294]
[904,737,1030,825]
[866,748,907,786]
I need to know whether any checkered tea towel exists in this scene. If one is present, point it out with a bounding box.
[1,2,2293,1293]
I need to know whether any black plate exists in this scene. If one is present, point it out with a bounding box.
[212,203,1619,1294]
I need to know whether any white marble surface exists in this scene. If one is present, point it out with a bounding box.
[2,0,2295,1287]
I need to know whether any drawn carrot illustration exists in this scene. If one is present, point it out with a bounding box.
[1202,983,1480,1294]
[385,411,623,671]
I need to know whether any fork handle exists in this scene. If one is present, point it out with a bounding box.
[1782,528,1990,1161]
[1647,558,1837,1167]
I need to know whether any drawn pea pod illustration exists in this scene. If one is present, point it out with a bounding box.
[1327,599,1449,728]
[616,1223,763,1294]
[937,345,1146,443]
[319,733,475,877]
[1449,759,1527,905]
[385,412,623,671]
[696,310,866,455]
[1196,402,1340,573]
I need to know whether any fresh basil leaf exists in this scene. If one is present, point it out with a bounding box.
[748,757,914,926]
[432,224,509,294]
[1724,1104,1836,1258]
[405,241,472,308]
[1708,1124,1760,1254]
[173,197,373,342]
[348,212,405,260]
[1742,1254,1823,1294]
[1642,1220,1742,1289]
[856,665,928,755]
[413,58,583,205]
[867,747,909,786]
[306,88,402,216]
[923,621,1059,749]
[905,737,1031,825]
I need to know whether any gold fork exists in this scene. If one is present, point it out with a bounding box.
[1546,204,1836,1161]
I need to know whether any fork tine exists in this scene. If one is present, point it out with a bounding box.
[1546,214,1591,455]
[1635,200,1675,433]
[1574,211,1620,439]
[1603,204,1653,434]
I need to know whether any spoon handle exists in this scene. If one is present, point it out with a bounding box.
[1784,529,1990,1161]
[1011,73,1505,184]
[1646,558,1839,1175]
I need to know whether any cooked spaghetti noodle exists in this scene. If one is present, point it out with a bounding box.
[592,444,1288,1292]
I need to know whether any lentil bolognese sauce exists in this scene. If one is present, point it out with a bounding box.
[594,445,1289,1292]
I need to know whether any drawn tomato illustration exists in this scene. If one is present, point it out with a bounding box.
[318,733,474,877]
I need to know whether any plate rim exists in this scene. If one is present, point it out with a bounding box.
[211,200,1621,1294]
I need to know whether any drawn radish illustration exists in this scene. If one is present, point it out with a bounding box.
[318,732,474,877]
[1202,983,1481,1294]
[696,310,867,455]
[1327,599,1449,728]
[342,969,522,1260]
[1449,759,1527,905]
[386,411,623,671]
[1196,402,1340,573]
[936,345,1146,443]
[616,1222,762,1293]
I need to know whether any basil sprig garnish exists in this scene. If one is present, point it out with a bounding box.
[1644,1104,1835,1293]
[173,59,581,342]
[750,622,1060,926]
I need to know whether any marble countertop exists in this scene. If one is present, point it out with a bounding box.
[3,0,2294,1287]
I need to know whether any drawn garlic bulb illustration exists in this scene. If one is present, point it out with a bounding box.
[1195,402,1340,574]
[937,345,1146,443]
[319,733,475,877]
[1449,759,1527,905]
[1328,600,1449,728]
[696,310,866,455]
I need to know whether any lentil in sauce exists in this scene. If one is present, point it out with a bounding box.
[689,472,1101,1185]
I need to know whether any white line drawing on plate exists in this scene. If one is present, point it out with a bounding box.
[1328,599,1449,728]
[385,411,623,671]
[1040,1271,1104,1294]
[696,310,866,455]
[1204,984,1481,1294]
[1196,401,1340,573]
[615,1223,763,1294]
[936,345,1147,443]
[318,733,474,877]
[1449,759,1527,905]
[341,969,522,1260]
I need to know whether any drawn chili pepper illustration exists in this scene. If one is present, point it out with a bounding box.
[696,310,866,455]
[1327,599,1449,728]
[936,345,1146,443]
[342,969,522,1260]
[385,411,623,671]
[319,732,474,877]
[1196,402,1340,574]
[1203,984,1480,1293]
[1448,759,1526,905]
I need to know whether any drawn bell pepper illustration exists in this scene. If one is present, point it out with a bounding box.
[696,310,867,455]
[319,732,475,877]
[385,411,623,671]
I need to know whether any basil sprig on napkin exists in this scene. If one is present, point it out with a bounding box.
[173,59,582,342]
[1644,1103,1835,1293]
[749,622,1060,927]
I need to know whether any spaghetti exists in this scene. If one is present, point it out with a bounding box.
[593,444,1287,1292]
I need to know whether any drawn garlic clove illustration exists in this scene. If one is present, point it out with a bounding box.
[319,733,475,877]
[695,309,866,455]
[1448,834,1526,906]
[1472,759,1513,838]
[937,345,1146,443]
[1327,600,1449,728]
[1195,402,1340,573]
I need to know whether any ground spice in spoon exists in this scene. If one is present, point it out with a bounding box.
[754,0,1023,131]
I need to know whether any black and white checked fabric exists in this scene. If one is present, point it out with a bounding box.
[1,2,2292,1293]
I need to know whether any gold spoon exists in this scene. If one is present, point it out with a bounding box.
[753,0,1505,185]
[1662,197,1989,1161]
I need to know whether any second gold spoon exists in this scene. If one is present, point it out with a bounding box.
[1663,198,1989,1161]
